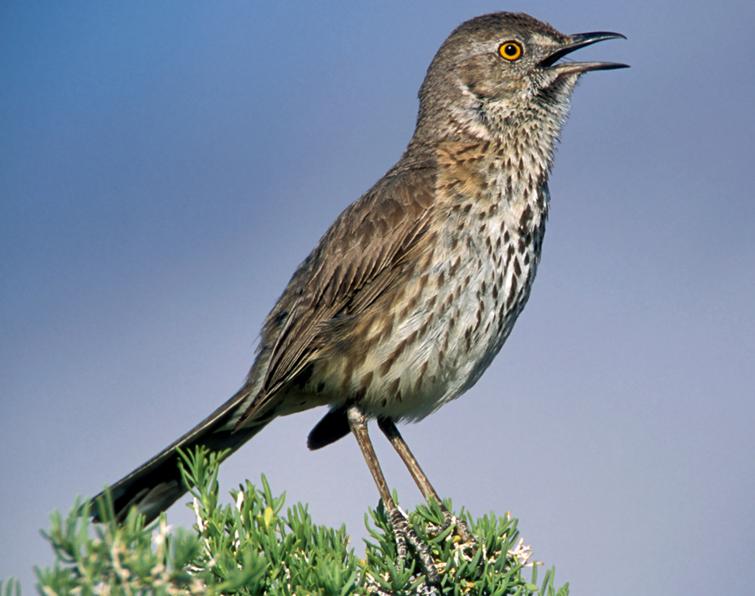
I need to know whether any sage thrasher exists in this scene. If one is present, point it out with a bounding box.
[91,11,626,581]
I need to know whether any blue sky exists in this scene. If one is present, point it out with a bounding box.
[2,1,754,593]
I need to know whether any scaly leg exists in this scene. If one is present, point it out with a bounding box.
[347,406,440,585]
[378,417,473,543]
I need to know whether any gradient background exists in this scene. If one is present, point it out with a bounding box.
[2,1,754,594]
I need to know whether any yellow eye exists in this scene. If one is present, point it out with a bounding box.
[498,40,523,62]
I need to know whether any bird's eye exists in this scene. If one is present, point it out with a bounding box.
[498,40,523,62]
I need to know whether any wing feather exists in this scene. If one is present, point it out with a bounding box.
[234,164,436,427]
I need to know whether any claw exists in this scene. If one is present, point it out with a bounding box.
[442,510,474,545]
[388,507,441,587]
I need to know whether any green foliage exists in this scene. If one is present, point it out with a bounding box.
[0,578,21,596]
[30,447,569,594]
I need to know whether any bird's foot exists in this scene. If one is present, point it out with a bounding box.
[442,509,474,545]
[388,507,441,587]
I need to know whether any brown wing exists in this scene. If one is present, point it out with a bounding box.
[235,163,436,427]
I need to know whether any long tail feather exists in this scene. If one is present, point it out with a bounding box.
[91,387,270,523]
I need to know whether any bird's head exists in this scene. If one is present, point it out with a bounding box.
[414,12,627,145]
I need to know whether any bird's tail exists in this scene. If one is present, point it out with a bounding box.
[90,386,270,523]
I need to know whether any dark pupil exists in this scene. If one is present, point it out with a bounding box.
[505,44,517,56]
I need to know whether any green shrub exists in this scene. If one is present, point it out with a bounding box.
[25,447,568,595]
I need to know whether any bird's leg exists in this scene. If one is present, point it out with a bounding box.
[347,406,440,586]
[378,417,473,543]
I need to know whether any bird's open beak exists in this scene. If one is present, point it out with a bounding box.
[540,31,629,74]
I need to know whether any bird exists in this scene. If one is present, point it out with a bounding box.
[91,11,626,583]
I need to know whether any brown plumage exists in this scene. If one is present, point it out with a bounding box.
[91,11,626,583]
